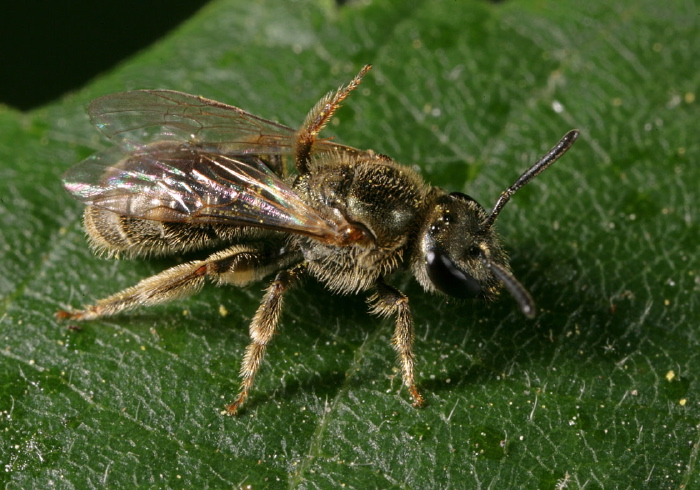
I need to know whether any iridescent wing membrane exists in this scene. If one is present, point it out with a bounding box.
[63,90,358,242]
[86,90,299,153]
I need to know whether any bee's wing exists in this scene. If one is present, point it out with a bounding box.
[88,89,361,159]
[63,143,352,243]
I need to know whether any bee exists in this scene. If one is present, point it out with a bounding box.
[57,65,578,414]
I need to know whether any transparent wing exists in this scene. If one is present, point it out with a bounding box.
[63,142,350,242]
[88,89,362,158]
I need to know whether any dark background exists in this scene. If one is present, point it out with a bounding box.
[0,1,211,111]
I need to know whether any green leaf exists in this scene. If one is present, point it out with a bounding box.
[2,0,698,487]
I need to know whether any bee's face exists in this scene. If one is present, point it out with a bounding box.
[414,192,506,301]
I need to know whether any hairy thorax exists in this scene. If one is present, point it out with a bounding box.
[293,153,432,294]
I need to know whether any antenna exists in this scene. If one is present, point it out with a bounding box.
[481,256,536,318]
[481,129,579,231]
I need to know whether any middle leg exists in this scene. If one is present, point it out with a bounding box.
[226,262,307,415]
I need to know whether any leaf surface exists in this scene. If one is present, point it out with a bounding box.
[1,0,699,487]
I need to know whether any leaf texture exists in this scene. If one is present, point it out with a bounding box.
[1,0,699,487]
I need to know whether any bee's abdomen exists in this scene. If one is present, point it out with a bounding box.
[83,206,249,258]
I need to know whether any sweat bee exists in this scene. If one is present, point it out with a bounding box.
[57,65,579,414]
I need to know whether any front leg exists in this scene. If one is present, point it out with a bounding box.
[369,279,425,407]
[226,263,306,415]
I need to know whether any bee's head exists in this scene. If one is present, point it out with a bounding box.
[413,129,579,318]
[414,191,535,317]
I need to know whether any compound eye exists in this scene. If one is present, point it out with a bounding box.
[426,247,482,299]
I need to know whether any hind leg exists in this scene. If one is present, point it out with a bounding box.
[56,244,297,321]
